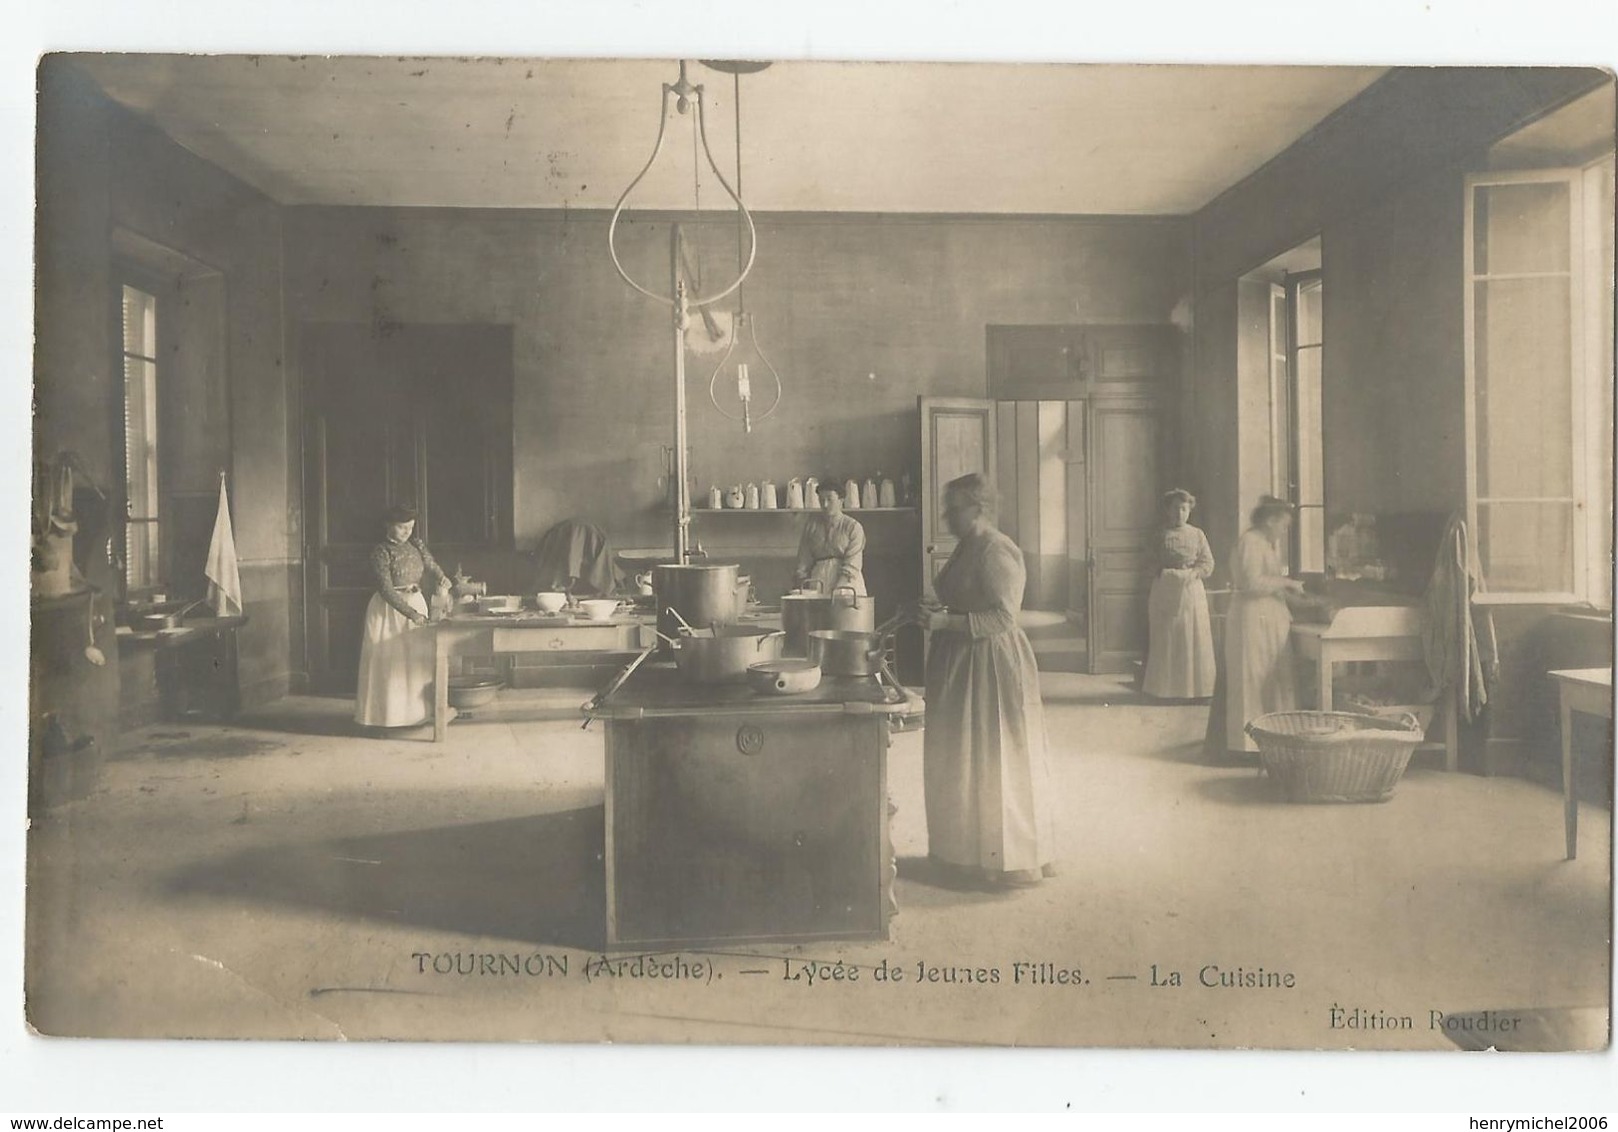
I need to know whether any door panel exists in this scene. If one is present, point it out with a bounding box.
[919,397,996,597]
[1088,398,1165,673]
[303,322,514,693]
[1064,400,1089,622]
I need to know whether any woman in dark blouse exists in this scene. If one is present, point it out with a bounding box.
[354,504,451,730]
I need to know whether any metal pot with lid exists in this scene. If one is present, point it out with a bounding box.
[654,563,745,654]
[782,584,876,656]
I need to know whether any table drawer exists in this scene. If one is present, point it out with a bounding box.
[492,624,633,653]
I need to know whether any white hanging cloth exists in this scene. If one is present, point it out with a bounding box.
[205,475,244,617]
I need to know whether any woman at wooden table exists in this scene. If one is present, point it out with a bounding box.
[793,486,867,595]
[354,504,452,731]
[1222,495,1306,752]
[1143,488,1217,701]
[916,473,1056,890]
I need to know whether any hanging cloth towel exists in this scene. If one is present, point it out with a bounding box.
[1421,513,1499,722]
[205,475,244,617]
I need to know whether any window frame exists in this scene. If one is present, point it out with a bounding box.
[114,268,166,599]
[1462,166,1596,606]
[1285,268,1326,575]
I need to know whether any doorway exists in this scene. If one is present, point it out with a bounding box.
[920,387,1169,675]
[300,321,514,693]
[994,400,1087,672]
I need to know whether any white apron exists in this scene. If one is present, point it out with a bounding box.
[1223,530,1299,751]
[354,590,433,728]
[1144,569,1218,699]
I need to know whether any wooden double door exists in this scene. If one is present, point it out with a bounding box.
[301,322,513,692]
[920,387,1171,675]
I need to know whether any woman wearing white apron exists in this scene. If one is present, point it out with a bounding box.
[1143,489,1217,700]
[1223,496,1306,751]
[355,504,451,730]
[793,487,867,595]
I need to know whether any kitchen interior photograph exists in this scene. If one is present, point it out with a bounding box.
[25,56,1616,1049]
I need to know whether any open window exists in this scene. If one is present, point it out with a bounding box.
[1248,236,1325,576]
[1464,163,1614,606]
[119,280,162,596]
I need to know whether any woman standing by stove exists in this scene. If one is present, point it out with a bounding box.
[917,473,1056,890]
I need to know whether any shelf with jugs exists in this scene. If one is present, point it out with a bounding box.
[694,472,918,513]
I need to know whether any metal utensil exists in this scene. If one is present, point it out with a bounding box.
[581,640,659,729]
[666,604,699,635]
[874,654,910,704]
[83,597,105,667]
[875,609,912,637]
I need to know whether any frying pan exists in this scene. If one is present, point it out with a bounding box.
[134,598,205,632]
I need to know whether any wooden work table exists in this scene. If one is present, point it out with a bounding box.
[1290,600,1460,772]
[429,610,652,742]
[1548,667,1612,861]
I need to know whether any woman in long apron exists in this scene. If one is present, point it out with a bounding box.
[355,504,451,730]
[919,473,1056,889]
[1143,489,1217,700]
[1223,496,1306,752]
[793,487,867,595]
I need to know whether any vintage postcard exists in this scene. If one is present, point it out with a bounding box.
[24,53,1615,1052]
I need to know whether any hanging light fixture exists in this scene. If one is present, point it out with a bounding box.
[704,64,782,434]
[606,60,759,563]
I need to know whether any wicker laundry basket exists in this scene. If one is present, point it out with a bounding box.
[1245,710,1426,804]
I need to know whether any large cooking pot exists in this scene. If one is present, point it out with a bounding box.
[780,587,832,657]
[806,628,889,677]
[674,625,786,683]
[781,585,875,656]
[654,563,744,654]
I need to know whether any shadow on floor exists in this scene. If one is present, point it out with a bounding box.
[163,807,608,950]
[1136,739,1245,768]
[1040,686,1152,707]
[894,855,999,903]
[231,703,370,739]
[1194,772,1280,807]
[118,732,291,760]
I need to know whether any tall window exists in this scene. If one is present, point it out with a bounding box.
[1465,164,1614,606]
[121,284,161,592]
[1281,271,1325,574]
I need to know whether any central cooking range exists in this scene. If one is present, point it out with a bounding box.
[581,564,920,950]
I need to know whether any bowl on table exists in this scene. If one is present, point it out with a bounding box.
[578,598,624,622]
[534,592,568,614]
[479,594,523,614]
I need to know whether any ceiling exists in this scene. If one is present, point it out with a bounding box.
[71,56,1386,215]
[1490,84,1617,168]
